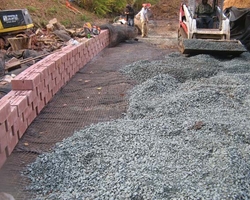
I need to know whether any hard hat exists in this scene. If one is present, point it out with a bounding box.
[142,3,151,7]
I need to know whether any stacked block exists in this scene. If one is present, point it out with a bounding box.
[0,30,110,168]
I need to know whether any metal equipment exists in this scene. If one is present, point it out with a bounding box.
[0,9,34,50]
[178,0,247,55]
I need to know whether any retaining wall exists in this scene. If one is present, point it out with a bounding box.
[0,30,110,168]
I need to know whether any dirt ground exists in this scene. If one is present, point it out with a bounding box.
[0,19,179,199]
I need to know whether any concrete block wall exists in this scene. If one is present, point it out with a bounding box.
[0,30,110,168]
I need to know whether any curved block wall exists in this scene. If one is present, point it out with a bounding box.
[0,30,110,168]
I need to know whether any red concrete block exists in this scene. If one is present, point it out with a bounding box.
[41,54,55,63]
[46,61,56,74]
[0,120,7,138]
[13,70,30,79]
[10,95,29,117]
[26,109,37,126]
[16,114,27,138]
[64,60,70,72]
[33,66,49,80]
[68,70,73,80]
[77,44,83,53]
[45,90,53,104]
[58,62,65,74]
[0,150,7,169]
[52,69,60,81]
[54,74,62,88]
[37,79,46,93]
[61,71,69,83]
[83,47,88,55]
[73,47,79,55]
[89,53,94,60]
[70,63,75,74]
[35,97,46,114]
[65,63,71,74]
[79,50,84,58]
[13,118,20,139]
[11,71,41,90]
[23,105,34,121]
[7,130,19,154]
[54,56,62,70]
[0,99,11,123]
[6,106,18,133]
[0,134,8,153]
[81,59,87,67]
[57,78,64,89]
[52,83,60,95]
[16,90,37,106]
[57,51,68,63]
[47,79,56,93]
[67,49,73,60]
[80,54,86,65]
[79,42,86,51]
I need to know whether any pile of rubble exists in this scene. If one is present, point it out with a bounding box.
[0,18,102,97]
[1,18,100,71]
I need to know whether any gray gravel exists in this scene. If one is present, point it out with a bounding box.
[24,52,250,199]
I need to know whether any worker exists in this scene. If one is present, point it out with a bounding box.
[136,3,149,37]
[124,4,135,26]
[195,0,214,28]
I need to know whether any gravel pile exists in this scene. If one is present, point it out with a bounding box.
[182,39,247,52]
[24,52,250,199]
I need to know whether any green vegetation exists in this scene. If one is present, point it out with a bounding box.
[27,6,38,13]
[78,14,91,22]
[46,6,58,15]
[76,0,160,16]
[36,19,48,28]
[61,19,72,27]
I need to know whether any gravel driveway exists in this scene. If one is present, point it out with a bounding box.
[1,19,250,199]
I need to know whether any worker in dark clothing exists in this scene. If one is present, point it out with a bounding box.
[125,4,135,26]
[195,0,214,28]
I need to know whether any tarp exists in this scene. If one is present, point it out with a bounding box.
[225,7,250,50]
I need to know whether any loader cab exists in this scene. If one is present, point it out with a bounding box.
[190,0,225,29]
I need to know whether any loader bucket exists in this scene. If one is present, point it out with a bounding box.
[179,39,247,56]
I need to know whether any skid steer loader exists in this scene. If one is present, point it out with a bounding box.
[178,0,247,55]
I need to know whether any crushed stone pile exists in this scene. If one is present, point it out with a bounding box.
[24,52,250,199]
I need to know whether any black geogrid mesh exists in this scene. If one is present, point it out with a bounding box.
[0,40,170,199]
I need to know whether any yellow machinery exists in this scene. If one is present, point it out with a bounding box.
[0,9,34,50]
[0,9,33,33]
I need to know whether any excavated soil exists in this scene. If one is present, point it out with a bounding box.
[0,19,179,199]
[224,0,250,9]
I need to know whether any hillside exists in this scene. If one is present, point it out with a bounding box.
[1,0,250,29]
[0,0,109,28]
[0,0,181,28]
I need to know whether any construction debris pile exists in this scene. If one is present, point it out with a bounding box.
[24,52,250,199]
[0,18,100,73]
